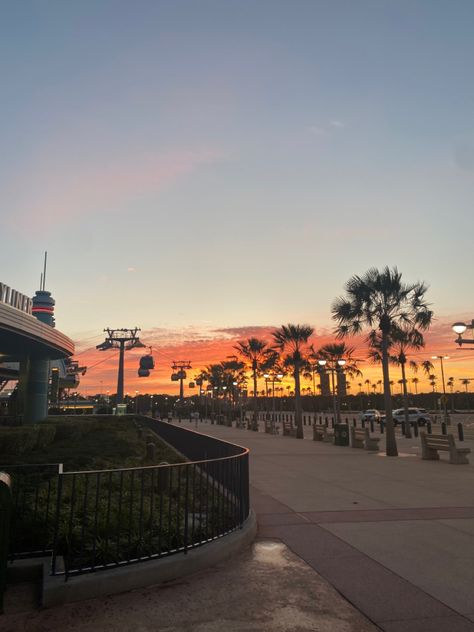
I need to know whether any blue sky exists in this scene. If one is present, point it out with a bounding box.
[1,0,473,341]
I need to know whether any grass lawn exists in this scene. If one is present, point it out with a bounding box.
[0,415,182,470]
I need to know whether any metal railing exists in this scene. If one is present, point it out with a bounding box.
[0,463,62,559]
[4,418,249,580]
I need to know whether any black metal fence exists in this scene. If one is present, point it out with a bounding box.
[0,463,62,559]
[2,418,249,581]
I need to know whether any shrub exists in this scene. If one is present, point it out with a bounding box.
[0,426,39,457]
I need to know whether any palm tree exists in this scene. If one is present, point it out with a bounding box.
[447,377,455,413]
[461,379,471,413]
[272,324,314,439]
[411,377,419,395]
[332,266,433,456]
[234,337,274,431]
[364,379,371,395]
[368,326,426,438]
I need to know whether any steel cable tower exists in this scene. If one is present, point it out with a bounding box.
[96,328,144,403]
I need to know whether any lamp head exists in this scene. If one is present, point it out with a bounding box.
[337,359,346,366]
[318,359,327,366]
[452,322,467,335]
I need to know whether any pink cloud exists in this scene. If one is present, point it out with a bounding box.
[10,147,222,232]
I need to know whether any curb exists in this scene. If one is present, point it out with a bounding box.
[42,510,257,608]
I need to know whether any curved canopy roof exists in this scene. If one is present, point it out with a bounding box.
[0,302,74,361]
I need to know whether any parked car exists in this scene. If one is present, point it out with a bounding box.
[360,409,382,422]
[392,408,431,426]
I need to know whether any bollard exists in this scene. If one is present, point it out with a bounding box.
[370,419,374,433]
[413,422,418,438]
[458,422,464,442]
[427,420,432,434]
[325,417,328,427]
[331,417,335,428]
[441,422,447,435]
[380,419,384,434]
[352,418,356,428]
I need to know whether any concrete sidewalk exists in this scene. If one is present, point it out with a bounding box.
[2,541,377,631]
[200,422,474,631]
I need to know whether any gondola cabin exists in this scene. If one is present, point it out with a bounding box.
[140,355,155,370]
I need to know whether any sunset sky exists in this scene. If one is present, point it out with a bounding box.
[1,1,473,394]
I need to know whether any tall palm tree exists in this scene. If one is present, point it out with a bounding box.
[234,337,274,431]
[368,326,426,438]
[364,379,371,395]
[332,266,433,456]
[411,377,419,395]
[272,324,314,439]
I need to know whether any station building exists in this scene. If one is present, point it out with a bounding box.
[0,281,76,422]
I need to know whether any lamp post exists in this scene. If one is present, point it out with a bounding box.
[318,359,346,423]
[452,321,474,346]
[263,372,284,433]
[135,390,139,415]
[432,355,449,424]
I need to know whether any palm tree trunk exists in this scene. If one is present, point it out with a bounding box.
[294,366,303,439]
[401,361,411,438]
[381,332,398,456]
[252,365,258,431]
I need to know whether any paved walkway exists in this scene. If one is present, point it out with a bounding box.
[198,421,474,632]
[3,541,376,632]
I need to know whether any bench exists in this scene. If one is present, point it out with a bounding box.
[264,419,279,434]
[282,420,297,437]
[420,432,470,465]
[313,424,334,443]
[350,426,380,451]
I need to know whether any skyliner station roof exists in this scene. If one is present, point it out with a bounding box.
[0,302,74,365]
[0,281,75,421]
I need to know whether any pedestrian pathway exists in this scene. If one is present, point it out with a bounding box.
[201,422,474,631]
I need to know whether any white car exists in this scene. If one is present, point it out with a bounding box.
[392,408,431,426]
[361,409,381,422]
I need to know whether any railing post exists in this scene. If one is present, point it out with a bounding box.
[457,422,464,441]
[51,471,64,577]
[0,472,12,614]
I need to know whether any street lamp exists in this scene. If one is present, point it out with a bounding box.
[452,320,474,346]
[432,355,449,423]
[318,359,346,423]
[263,372,284,432]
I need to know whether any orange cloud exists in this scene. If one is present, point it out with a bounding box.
[75,318,474,397]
